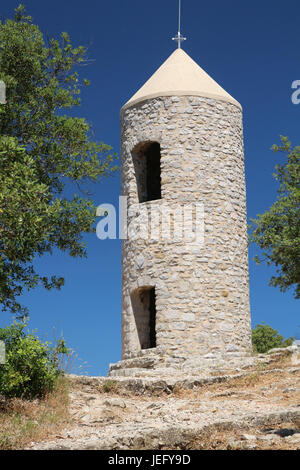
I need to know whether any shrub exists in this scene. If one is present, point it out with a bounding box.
[252,323,294,354]
[0,321,69,399]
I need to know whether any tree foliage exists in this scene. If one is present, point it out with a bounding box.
[252,323,293,354]
[0,5,117,316]
[249,136,300,299]
[0,320,69,399]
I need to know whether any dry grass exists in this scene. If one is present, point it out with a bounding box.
[256,350,297,370]
[206,349,296,377]
[0,376,70,450]
[99,380,121,394]
[172,366,300,406]
[186,419,300,450]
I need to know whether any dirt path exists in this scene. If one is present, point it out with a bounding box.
[26,360,300,450]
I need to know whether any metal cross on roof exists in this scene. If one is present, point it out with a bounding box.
[172,0,186,49]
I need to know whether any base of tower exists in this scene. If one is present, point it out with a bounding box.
[108,348,256,378]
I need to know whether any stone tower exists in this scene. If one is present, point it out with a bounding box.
[109,49,252,377]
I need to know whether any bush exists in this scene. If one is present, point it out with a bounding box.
[252,323,294,354]
[0,321,69,399]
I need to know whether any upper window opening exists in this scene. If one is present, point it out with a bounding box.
[132,142,161,203]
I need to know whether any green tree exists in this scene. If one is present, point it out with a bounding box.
[252,323,294,354]
[0,5,117,316]
[0,320,69,398]
[249,136,300,299]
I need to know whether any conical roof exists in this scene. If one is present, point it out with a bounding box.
[122,48,240,110]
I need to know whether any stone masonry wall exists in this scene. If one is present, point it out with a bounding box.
[120,95,252,369]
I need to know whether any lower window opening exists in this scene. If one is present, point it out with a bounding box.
[131,286,156,350]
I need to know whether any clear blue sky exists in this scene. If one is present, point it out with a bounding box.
[0,0,299,376]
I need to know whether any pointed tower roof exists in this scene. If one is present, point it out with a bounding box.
[122,48,240,111]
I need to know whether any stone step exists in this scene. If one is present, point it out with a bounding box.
[123,347,162,360]
[109,354,162,372]
[109,354,258,377]
[108,367,183,378]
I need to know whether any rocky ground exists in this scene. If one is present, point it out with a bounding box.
[26,348,300,450]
